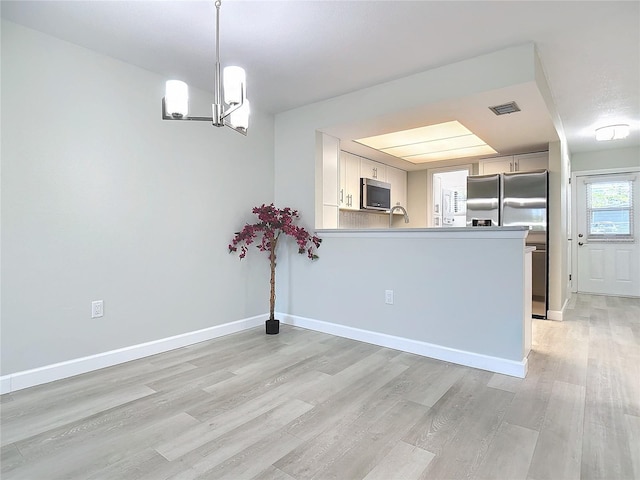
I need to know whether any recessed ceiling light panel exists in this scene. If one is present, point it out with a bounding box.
[354,120,497,164]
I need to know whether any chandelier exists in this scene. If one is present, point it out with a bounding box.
[162,0,249,135]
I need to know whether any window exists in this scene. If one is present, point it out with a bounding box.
[586,178,635,241]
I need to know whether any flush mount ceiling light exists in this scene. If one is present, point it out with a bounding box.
[354,121,497,164]
[161,0,249,135]
[595,124,630,141]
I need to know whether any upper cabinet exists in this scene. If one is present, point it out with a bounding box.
[360,158,386,181]
[339,151,361,210]
[513,152,548,172]
[480,151,548,175]
[339,151,407,212]
[386,165,408,209]
[321,133,340,228]
[480,156,514,175]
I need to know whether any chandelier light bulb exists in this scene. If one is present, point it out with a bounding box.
[223,66,246,105]
[165,80,189,118]
[230,99,250,131]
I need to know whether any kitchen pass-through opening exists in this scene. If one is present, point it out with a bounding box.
[429,166,472,228]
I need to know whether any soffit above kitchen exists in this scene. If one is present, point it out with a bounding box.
[324,80,559,171]
[1,1,637,154]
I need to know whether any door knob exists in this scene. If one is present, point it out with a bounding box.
[578,233,584,238]
[578,242,584,246]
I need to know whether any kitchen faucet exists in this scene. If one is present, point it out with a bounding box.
[389,205,410,228]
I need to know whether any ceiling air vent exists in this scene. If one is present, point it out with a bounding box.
[489,102,521,115]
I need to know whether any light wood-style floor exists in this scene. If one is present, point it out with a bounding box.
[1,294,639,480]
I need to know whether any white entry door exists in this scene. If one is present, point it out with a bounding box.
[576,172,640,296]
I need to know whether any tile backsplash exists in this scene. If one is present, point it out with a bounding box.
[339,210,389,229]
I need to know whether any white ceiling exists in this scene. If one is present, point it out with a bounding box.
[2,0,639,163]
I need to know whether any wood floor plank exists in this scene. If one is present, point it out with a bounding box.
[487,372,524,393]
[553,321,589,387]
[362,440,435,480]
[293,347,401,406]
[403,368,494,455]
[275,366,420,478]
[2,411,197,479]
[581,322,637,479]
[202,430,304,479]
[250,465,297,480]
[284,360,409,442]
[0,444,24,473]
[313,339,381,376]
[144,364,235,392]
[188,350,332,421]
[154,370,328,461]
[502,338,556,432]
[402,360,466,407]
[415,375,514,479]
[10,386,213,464]
[0,359,190,421]
[85,448,168,480]
[472,422,538,480]
[1,384,156,446]
[309,400,428,480]
[527,380,586,480]
[151,399,314,480]
[624,414,640,480]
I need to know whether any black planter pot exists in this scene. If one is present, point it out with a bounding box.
[265,319,280,335]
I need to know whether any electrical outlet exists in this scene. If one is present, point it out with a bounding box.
[385,290,394,305]
[92,300,104,318]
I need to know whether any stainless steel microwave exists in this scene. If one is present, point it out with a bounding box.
[360,178,391,211]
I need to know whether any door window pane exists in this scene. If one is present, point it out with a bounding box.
[586,180,634,241]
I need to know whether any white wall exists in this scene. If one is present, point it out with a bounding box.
[1,21,275,375]
[547,141,571,316]
[407,170,428,227]
[533,50,572,318]
[571,146,640,171]
[282,229,530,368]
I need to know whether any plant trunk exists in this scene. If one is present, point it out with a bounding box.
[269,237,277,321]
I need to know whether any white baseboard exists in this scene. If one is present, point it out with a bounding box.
[278,313,527,378]
[1,310,531,394]
[0,314,267,395]
[547,297,569,321]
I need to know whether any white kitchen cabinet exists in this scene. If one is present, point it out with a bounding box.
[339,151,361,210]
[321,133,340,228]
[513,151,548,172]
[322,134,339,206]
[480,151,548,174]
[386,165,407,210]
[360,158,386,181]
[339,152,407,213]
[480,156,514,175]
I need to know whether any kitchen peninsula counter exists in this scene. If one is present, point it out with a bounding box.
[281,225,533,377]
[318,226,531,238]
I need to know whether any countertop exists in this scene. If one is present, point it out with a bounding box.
[317,226,531,239]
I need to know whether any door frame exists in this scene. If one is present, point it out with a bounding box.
[426,164,474,228]
[570,166,640,293]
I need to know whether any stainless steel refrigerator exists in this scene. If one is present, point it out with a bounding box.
[466,170,548,318]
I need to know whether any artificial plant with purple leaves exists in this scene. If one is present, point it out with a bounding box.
[229,204,321,321]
